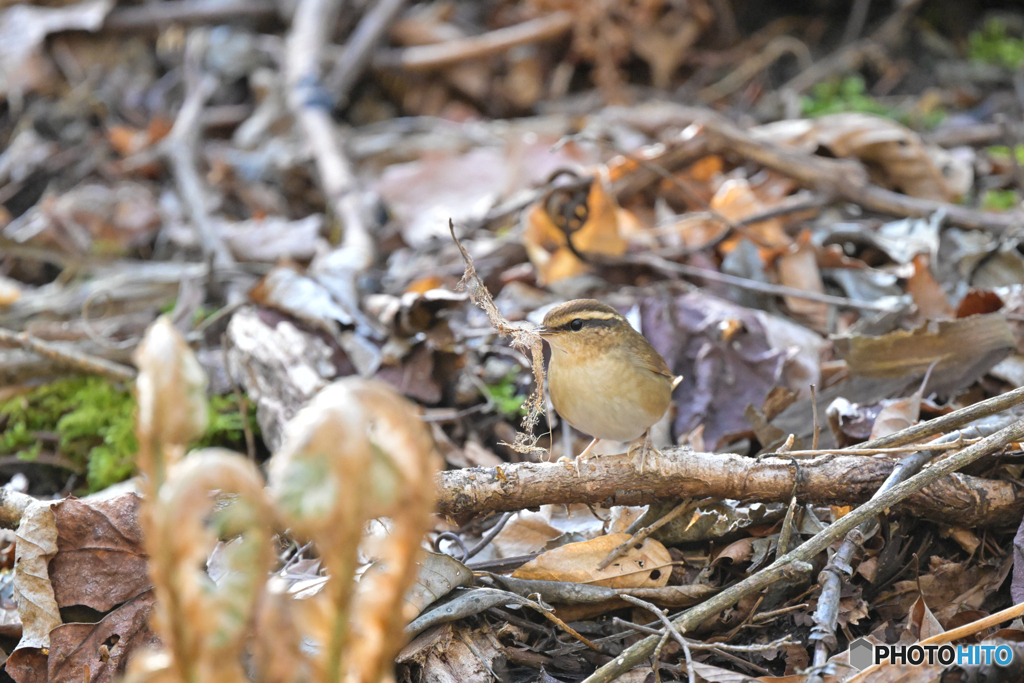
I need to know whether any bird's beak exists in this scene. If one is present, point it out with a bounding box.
[534,325,552,338]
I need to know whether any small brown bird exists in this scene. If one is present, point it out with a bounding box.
[536,299,680,471]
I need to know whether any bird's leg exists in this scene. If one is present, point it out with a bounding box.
[628,430,661,474]
[574,438,601,476]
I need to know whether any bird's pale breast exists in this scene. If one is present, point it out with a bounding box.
[548,347,672,442]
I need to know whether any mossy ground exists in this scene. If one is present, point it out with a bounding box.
[0,376,259,492]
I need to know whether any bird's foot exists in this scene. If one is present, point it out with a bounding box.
[628,435,661,474]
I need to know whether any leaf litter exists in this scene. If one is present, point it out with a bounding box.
[6,1,1024,682]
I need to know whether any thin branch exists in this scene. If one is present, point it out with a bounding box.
[102,0,277,31]
[325,0,409,107]
[162,73,235,270]
[581,416,1024,683]
[597,498,693,570]
[0,328,136,382]
[625,252,901,312]
[374,11,573,71]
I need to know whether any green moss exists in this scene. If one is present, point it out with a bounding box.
[987,145,1024,164]
[969,18,1024,70]
[981,188,1021,211]
[480,372,527,418]
[0,376,259,493]
[801,76,893,118]
[800,75,944,129]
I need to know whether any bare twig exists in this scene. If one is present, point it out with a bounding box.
[780,0,924,95]
[374,11,573,71]
[0,328,136,382]
[619,595,696,683]
[597,498,693,571]
[810,384,821,451]
[325,0,409,106]
[581,417,1024,683]
[436,445,1023,527]
[627,252,901,312]
[102,0,277,31]
[162,73,235,270]
[450,221,546,454]
[841,0,872,45]
[698,36,812,102]
[287,0,382,337]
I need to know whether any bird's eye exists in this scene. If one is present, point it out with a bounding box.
[570,319,583,331]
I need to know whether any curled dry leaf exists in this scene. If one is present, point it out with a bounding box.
[404,552,474,620]
[522,177,628,286]
[0,0,113,97]
[512,533,672,589]
[752,113,972,202]
[7,502,61,675]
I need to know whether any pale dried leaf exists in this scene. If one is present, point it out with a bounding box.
[512,533,672,588]
[12,501,60,651]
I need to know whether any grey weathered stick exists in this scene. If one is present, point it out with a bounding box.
[374,11,573,71]
[325,0,409,106]
[807,412,1017,675]
[0,328,136,382]
[581,417,1024,683]
[163,72,235,270]
[859,384,1024,449]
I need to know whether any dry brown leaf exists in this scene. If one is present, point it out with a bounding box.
[512,533,672,588]
[832,314,1016,392]
[9,502,60,664]
[49,495,147,612]
[712,178,792,251]
[905,595,945,642]
[869,392,921,441]
[907,253,954,320]
[522,178,628,285]
[777,234,828,331]
[753,113,972,202]
[47,591,158,683]
[713,537,755,565]
[404,552,474,619]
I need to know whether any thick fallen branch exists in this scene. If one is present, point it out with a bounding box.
[582,416,1024,683]
[436,447,1023,527]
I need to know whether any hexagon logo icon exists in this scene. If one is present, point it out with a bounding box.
[849,638,874,671]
